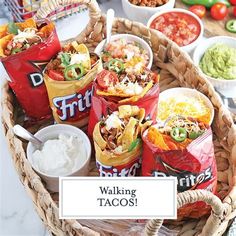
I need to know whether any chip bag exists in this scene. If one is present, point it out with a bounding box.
[44,42,102,128]
[0,18,61,119]
[93,105,152,177]
[88,67,159,137]
[142,116,217,218]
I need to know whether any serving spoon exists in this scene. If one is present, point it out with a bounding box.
[13,124,43,148]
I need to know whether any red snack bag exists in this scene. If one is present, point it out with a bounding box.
[142,118,217,218]
[88,68,159,137]
[0,19,61,119]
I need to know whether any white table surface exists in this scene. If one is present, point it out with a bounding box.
[0,1,235,235]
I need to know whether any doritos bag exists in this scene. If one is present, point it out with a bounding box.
[43,42,102,128]
[0,18,61,119]
[142,118,217,218]
[88,68,159,137]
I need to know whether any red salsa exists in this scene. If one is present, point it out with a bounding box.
[150,12,201,47]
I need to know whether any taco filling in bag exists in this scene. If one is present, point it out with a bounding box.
[45,42,99,81]
[147,115,209,151]
[93,105,151,176]
[0,18,55,57]
[95,66,158,101]
[101,38,149,74]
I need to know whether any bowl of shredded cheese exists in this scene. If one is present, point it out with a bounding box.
[158,88,214,125]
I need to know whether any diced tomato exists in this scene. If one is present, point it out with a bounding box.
[48,70,64,81]
[96,69,118,89]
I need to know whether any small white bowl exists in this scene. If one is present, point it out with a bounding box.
[27,124,91,192]
[121,0,175,24]
[147,8,204,53]
[193,36,236,97]
[158,87,214,125]
[94,34,153,69]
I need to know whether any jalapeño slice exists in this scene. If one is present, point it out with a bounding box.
[170,127,187,142]
[64,64,84,81]
[108,59,124,73]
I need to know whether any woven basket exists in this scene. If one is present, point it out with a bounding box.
[2,0,236,235]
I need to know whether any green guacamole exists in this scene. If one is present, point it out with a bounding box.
[200,43,236,80]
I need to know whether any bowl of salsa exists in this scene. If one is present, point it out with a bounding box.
[147,8,204,53]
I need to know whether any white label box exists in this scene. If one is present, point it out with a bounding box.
[59,177,177,219]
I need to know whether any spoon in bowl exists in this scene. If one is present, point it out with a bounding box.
[13,124,43,148]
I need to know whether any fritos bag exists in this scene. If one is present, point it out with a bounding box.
[88,82,159,137]
[0,18,61,119]
[142,127,217,218]
[93,105,151,177]
[44,43,103,128]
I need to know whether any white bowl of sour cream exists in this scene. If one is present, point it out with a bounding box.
[27,124,91,192]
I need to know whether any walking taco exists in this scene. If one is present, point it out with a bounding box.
[142,115,217,218]
[44,42,102,128]
[0,18,61,119]
[88,60,159,136]
[93,105,152,177]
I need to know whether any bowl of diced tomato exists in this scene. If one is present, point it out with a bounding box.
[147,8,204,53]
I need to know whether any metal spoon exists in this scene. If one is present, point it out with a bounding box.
[13,124,43,147]
[105,8,115,45]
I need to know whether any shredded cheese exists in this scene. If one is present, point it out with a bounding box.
[13,28,42,45]
[158,95,211,124]
[110,76,143,95]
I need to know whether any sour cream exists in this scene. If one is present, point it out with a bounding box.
[115,77,143,95]
[32,134,87,176]
[70,53,88,65]
[105,113,124,130]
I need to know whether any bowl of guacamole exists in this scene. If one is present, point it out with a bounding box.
[193,36,236,96]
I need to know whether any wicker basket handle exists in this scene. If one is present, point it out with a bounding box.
[35,0,101,24]
[145,189,226,236]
